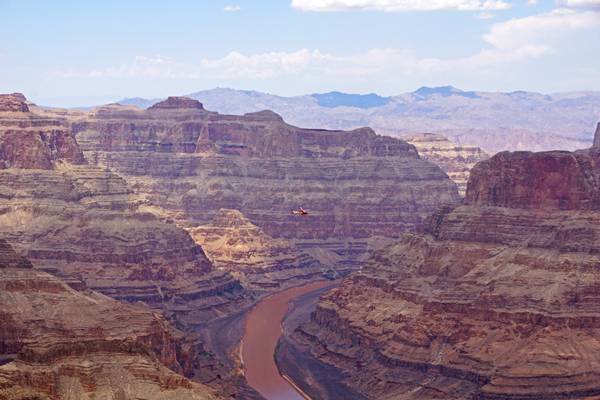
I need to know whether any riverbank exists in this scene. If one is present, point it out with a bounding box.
[241,280,335,400]
[275,286,368,400]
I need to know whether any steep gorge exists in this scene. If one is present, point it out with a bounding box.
[0,92,462,399]
[294,136,600,399]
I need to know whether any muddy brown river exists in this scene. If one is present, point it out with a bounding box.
[241,281,334,400]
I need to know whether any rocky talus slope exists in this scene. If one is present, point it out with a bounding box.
[402,133,488,196]
[190,209,331,290]
[0,239,220,400]
[72,97,459,266]
[295,140,600,399]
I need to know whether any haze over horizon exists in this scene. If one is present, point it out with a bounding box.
[1,0,599,107]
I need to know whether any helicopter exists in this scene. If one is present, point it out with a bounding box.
[291,207,309,216]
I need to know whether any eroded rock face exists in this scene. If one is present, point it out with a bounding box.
[0,93,29,112]
[594,122,600,148]
[0,98,85,169]
[72,98,459,265]
[296,147,600,399]
[403,133,489,196]
[0,240,219,400]
[466,150,600,210]
[149,96,205,110]
[0,95,245,325]
[189,209,329,290]
[0,96,250,395]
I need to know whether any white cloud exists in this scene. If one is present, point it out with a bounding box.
[559,0,600,9]
[63,56,199,79]
[63,7,599,90]
[291,0,511,11]
[224,5,241,12]
[483,8,600,51]
[474,11,496,18]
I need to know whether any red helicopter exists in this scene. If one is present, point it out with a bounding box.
[291,207,309,216]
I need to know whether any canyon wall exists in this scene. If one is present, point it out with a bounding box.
[0,94,244,325]
[72,97,459,266]
[402,133,488,195]
[190,209,332,290]
[296,145,600,399]
[0,93,259,396]
[0,239,220,400]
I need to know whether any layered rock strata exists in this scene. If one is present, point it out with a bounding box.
[72,98,459,265]
[403,133,489,196]
[296,147,600,399]
[190,209,331,290]
[0,93,29,113]
[0,95,244,326]
[0,239,220,400]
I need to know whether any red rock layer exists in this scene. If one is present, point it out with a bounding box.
[296,148,600,399]
[149,96,205,110]
[0,240,220,400]
[0,93,29,112]
[0,95,245,325]
[0,98,85,169]
[466,150,600,210]
[71,99,459,267]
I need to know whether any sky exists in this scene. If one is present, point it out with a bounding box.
[0,0,599,107]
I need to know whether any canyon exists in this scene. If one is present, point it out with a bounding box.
[0,92,460,398]
[293,133,600,399]
[6,89,599,400]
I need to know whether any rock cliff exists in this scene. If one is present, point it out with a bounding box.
[189,209,331,290]
[0,93,29,113]
[402,133,489,196]
[0,94,247,342]
[0,95,254,395]
[0,239,220,400]
[295,147,600,399]
[594,121,600,148]
[72,98,459,265]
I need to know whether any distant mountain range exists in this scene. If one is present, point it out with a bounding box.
[119,86,600,154]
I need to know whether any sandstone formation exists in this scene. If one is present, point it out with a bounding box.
[0,94,84,169]
[148,96,205,110]
[0,239,220,400]
[402,133,489,196]
[0,93,460,398]
[72,97,459,265]
[190,209,331,290]
[0,94,246,333]
[295,146,600,399]
[0,93,29,113]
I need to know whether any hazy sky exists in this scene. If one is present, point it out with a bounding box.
[1,0,599,106]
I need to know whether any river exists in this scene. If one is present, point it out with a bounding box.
[241,281,335,400]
